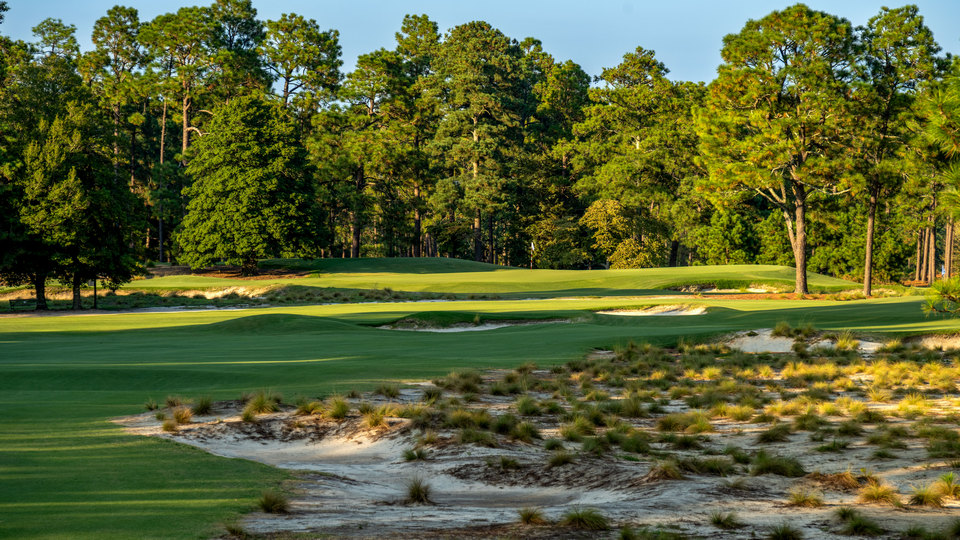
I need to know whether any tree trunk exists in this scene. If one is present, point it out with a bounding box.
[668,240,679,267]
[181,91,190,166]
[33,273,48,311]
[913,229,927,281]
[241,256,258,277]
[413,184,422,258]
[473,210,482,262]
[792,202,808,295]
[946,220,954,279]
[863,189,878,296]
[924,226,934,284]
[71,273,82,310]
[488,216,494,264]
[158,100,167,263]
[112,103,121,183]
[350,214,361,258]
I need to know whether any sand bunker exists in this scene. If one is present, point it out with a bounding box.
[116,355,960,538]
[726,329,883,354]
[380,320,569,333]
[596,305,707,316]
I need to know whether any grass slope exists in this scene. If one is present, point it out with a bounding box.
[130,262,858,297]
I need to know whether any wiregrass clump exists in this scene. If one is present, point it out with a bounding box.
[405,476,432,504]
[257,490,289,513]
[560,506,609,530]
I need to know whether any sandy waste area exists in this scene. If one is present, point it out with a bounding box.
[115,332,960,539]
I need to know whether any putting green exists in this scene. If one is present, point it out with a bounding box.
[0,264,949,539]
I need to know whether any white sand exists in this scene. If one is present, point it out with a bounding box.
[596,305,707,316]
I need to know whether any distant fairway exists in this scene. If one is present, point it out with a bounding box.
[0,262,947,539]
[129,260,858,297]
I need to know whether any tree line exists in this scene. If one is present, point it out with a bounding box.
[1,1,959,308]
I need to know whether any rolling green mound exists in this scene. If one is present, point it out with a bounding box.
[131,262,860,297]
[260,256,509,274]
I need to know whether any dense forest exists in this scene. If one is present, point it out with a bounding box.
[1,1,960,307]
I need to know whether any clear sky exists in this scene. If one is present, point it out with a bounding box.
[3,0,959,83]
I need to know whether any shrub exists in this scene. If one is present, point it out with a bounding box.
[786,488,823,507]
[488,456,519,470]
[514,396,542,416]
[246,391,280,414]
[548,450,574,468]
[835,509,883,536]
[363,407,386,429]
[257,490,289,513]
[581,436,610,456]
[165,395,186,408]
[457,428,497,447]
[857,480,900,505]
[815,440,849,453]
[192,396,212,416]
[403,448,429,461]
[154,411,166,421]
[492,413,519,435]
[560,506,609,530]
[172,406,193,425]
[162,419,178,432]
[144,398,158,411]
[710,511,742,530]
[751,451,805,477]
[808,470,859,491]
[936,471,960,498]
[909,482,944,507]
[295,400,323,416]
[656,411,712,433]
[326,396,350,420]
[678,457,734,476]
[621,433,651,454]
[511,421,541,443]
[518,506,548,525]
[772,322,794,338]
[767,523,803,540]
[375,383,400,399]
[647,460,683,481]
[793,413,827,432]
[422,387,442,402]
[544,439,564,451]
[406,476,432,504]
[757,424,792,443]
[240,407,258,423]
[723,445,751,464]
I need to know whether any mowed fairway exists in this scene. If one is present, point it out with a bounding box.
[126,260,857,297]
[0,263,956,539]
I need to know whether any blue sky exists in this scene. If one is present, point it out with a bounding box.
[3,1,959,82]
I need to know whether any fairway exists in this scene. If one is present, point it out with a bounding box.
[125,262,858,297]
[1,261,959,538]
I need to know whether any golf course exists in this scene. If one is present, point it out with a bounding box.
[1,259,959,538]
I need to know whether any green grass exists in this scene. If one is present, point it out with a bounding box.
[0,262,956,538]
[119,262,859,298]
